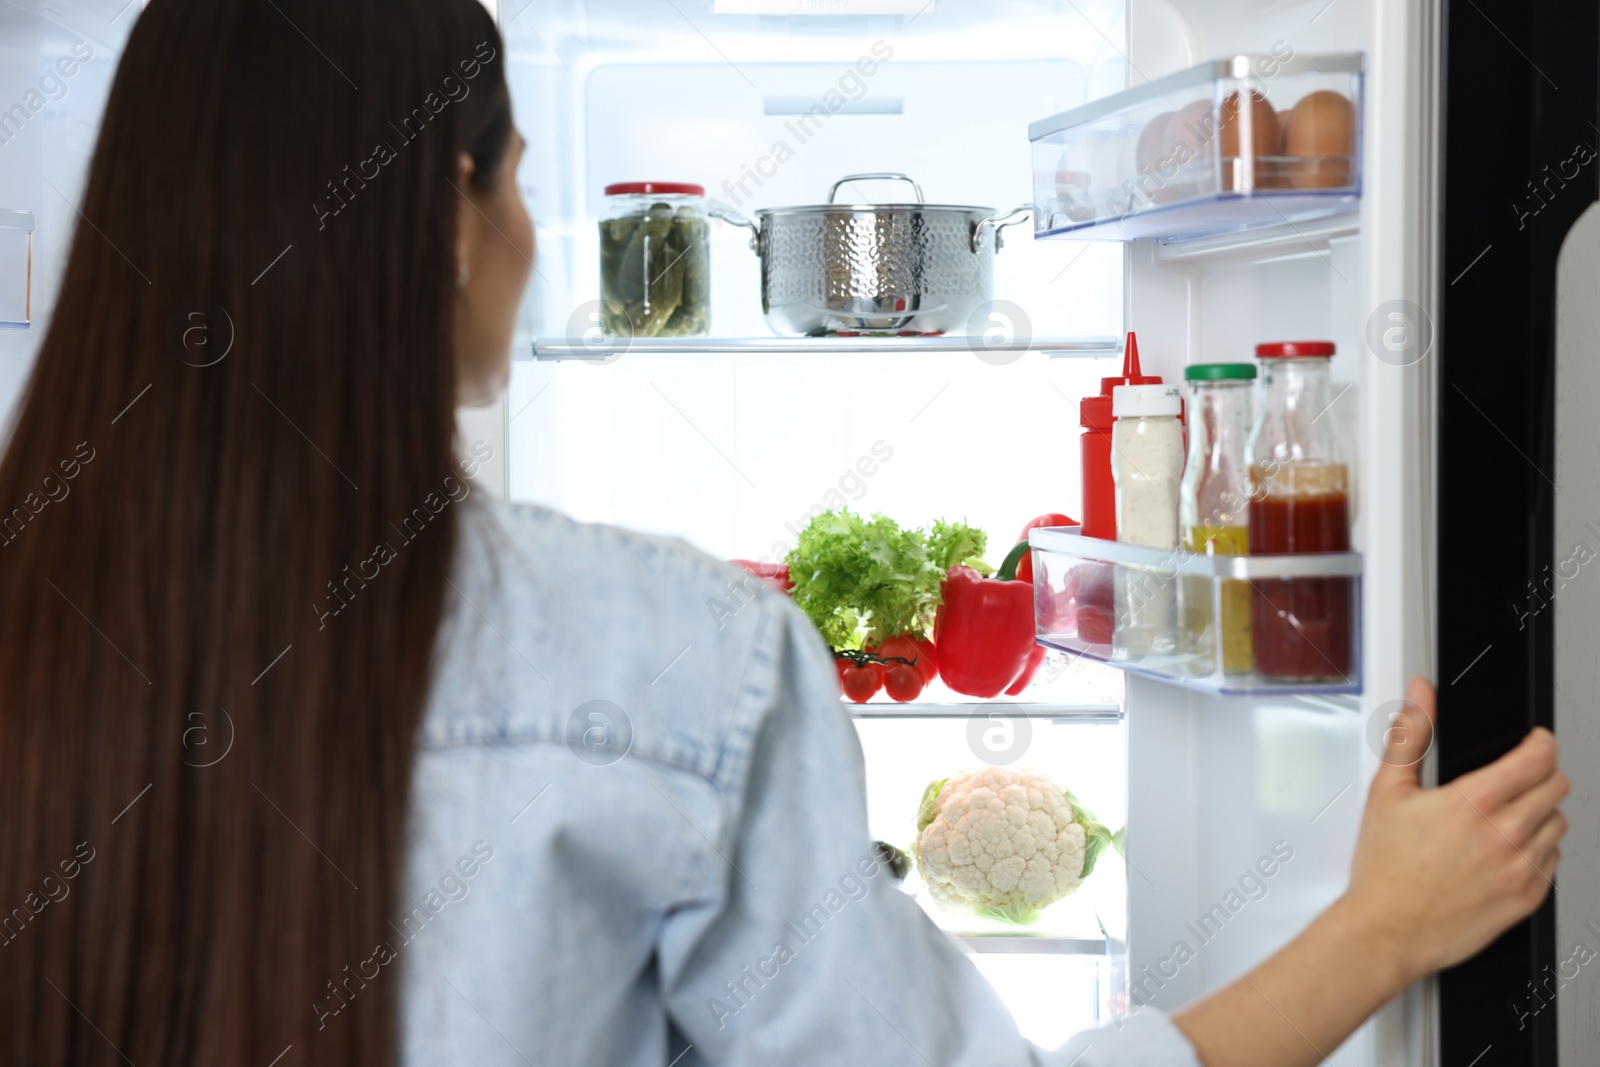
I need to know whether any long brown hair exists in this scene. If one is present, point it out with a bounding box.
[0,1,512,1062]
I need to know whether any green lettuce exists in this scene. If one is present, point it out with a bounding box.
[923,519,992,575]
[785,510,935,647]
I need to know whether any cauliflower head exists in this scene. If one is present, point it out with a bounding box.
[912,767,1115,926]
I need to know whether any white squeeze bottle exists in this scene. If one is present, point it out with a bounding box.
[1111,383,1185,660]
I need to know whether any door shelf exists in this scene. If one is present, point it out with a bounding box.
[1028,527,1362,697]
[1028,53,1363,243]
[526,335,1123,361]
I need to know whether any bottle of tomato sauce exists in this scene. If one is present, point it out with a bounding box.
[1246,341,1353,682]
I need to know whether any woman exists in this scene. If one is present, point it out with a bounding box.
[0,1,1566,1064]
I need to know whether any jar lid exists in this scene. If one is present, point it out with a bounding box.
[604,182,705,197]
[1256,341,1336,358]
[1185,363,1257,381]
[1113,384,1182,418]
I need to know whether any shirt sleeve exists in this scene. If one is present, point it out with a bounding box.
[655,597,1202,1067]
[1055,1010,1204,1066]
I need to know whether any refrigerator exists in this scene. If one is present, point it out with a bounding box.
[3,0,1598,1064]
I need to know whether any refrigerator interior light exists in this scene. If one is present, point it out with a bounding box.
[0,208,34,330]
[713,0,933,12]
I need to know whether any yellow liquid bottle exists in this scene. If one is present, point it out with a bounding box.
[1182,525,1252,674]
[1180,365,1257,677]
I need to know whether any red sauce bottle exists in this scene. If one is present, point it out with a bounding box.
[1246,342,1353,681]
[1077,332,1161,645]
[1080,332,1161,540]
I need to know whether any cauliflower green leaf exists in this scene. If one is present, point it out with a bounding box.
[1067,789,1116,880]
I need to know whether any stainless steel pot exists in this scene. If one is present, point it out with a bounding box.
[709,173,1031,336]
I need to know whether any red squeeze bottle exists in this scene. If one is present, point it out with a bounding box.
[1079,331,1160,540]
[1076,332,1161,646]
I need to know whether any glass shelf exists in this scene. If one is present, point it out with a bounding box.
[1028,53,1363,243]
[1028,527,1362,696]
[957,934,1124,955]
[839,648,1126,714]
[846,701,1120,722]
[526,335,1124,361]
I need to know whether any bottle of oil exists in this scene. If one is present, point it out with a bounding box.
[1179,363,1256,675]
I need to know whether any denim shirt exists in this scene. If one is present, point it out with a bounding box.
[395,496,1200,1067]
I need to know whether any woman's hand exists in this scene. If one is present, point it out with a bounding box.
[1341,676,1568,984]
[1175,677,1568,1067]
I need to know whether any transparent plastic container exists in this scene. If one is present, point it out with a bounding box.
[1029,527,1361,695]
[0,209,34,329]
[1028,54,1363,241]
[599,182,709,338]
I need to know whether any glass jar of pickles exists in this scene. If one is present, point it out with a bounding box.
[599,182,710,338]
[1179,363,1256,675]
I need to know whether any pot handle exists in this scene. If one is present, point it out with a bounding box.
[707,203,762,256]
[970,204,1033,253]
[826,173,926,205]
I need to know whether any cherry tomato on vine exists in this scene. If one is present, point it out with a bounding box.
[840,662,884,703]
[883,662,926,702]
[876,634,938,684]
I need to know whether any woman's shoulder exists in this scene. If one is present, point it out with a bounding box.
[478,495,748,593]
[418,493,801,785]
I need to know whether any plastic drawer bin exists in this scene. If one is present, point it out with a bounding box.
[1028,54,1363,242]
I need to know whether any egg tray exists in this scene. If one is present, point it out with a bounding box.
[1028,53,1364,243]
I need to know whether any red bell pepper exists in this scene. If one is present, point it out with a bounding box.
[728,559,794,594]
[1006,644,1047,696]
[1014,512,1078,585]
[934,542,1042,698]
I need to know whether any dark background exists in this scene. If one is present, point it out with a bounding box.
[1439,0,1600,1061]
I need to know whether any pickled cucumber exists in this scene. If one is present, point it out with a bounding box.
[598,203,709,338]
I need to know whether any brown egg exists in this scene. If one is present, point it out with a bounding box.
[1164,99,1217,158]
[1282,90,1355,189]
[1218,90,1280,190]
[1143,100,1213,201]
